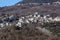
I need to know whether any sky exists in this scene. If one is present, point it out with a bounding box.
[0,0,22,7]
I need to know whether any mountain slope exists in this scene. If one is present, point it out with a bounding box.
[17,0,57,3]
[0,3,60,16]
[0,0,60,40]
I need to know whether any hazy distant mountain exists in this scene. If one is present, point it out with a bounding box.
[17,0,57,4]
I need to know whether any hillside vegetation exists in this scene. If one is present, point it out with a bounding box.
[0,0,60,40]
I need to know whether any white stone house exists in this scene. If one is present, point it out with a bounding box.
[25,19,30,23]
[37,15,40,18]
[34,12,38,17]
[5,22,12,26]
[28,17,34,22]
[54,16,60,21]
[16,22,22,27]
[16,18,24,27]
[16,17,29,27]
[0,23,5,28]
[53,1,60,5]
[47,17,53,22]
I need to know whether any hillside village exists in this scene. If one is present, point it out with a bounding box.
[16,12,60,28]
[0,0,60,40]
[0,12,60,40]
[0,12,60,28]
